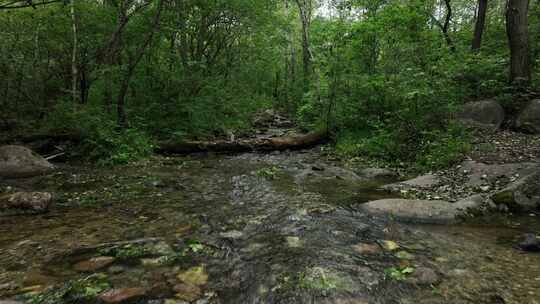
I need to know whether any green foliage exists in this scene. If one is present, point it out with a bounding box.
[26,274,110,304]
[82,127,153,166]
[2,0,540,169]
[385,266,415,281]
[256,166,282,180]
[99,244,152,259]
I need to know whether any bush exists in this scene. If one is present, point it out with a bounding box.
[47,102,153,165]
[81,127,153,166]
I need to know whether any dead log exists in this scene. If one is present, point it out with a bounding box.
[157,130,328,154]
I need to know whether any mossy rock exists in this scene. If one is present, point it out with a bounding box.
[491,191,516,206]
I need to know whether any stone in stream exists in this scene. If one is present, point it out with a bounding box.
[73,256,115,272]
[360,199,470,224]
[173,283,202,302]
[456,99,505,132]
[406,267,440,286]
[0,192,53,214]
[460,160,538,187]
[382,174,440,192]
[99,287,147,303]
[516,99,540,134]
[0,145,55,178]
[351,243,381,254]
[491,170,540,210]
[517,233,540,252]
[357,168,398,180]
[176,266,208,286]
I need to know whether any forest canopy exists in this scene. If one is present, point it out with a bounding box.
[1,0,539,168]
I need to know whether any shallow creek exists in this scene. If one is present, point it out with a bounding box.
[0,150,539,303]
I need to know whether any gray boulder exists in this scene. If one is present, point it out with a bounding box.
[382,174,440,192]
[0,192,53,214]
[491,170,540,210]
[357,168,398,180]
[0,145,54,178]
[460,160,538,187]
[457,100,505,132]
[516,99,540,134]
[360,199,473,224]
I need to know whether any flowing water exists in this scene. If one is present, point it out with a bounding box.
[0,150,539,303]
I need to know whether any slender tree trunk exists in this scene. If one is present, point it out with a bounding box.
[442,0,455,52]
[116,0,164,128]
[431,0,455,52]
[506,0,531,84]
[472,0,488,51]
[70,0,79,103]
[294,0,312,89]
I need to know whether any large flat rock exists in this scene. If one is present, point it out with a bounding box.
[360,199,475,224]
[382,174,440,192]
[460,160,538,187]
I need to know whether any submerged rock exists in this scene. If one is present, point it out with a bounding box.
[491,170,540,210]
[173,283,202,302]
[360,199,468,224]
[517,233,540,252]
[73,256,115,272]
[99,287,147,303]
[351,243,381,255]
[177,266,208,287]
[456,100,505,132]
[407,267,440,286]
[0,145,55,178]
[0,192,53,214]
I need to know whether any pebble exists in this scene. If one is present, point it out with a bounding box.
[173,283,202,302]
[74,256,116,272]
[381,240,399,251]
[99,287,147,303]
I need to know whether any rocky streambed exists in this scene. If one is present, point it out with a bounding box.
[0,149,539,304]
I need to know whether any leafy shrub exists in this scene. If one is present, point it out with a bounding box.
[47,102,153,165]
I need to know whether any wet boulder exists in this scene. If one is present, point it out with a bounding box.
[73,256,116,272]
[0,192,53,214]
[516,99,540,134]
[491,170,540,211]
[456,100,505,132]
[357,168,398,180]
[360,199,471,224]
[382,174,440,192]
[0,145,55,178]
[517,233,540,252]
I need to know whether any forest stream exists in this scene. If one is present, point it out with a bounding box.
[1,149,539,304]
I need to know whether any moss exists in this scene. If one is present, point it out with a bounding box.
[25,274,110,304]
[491,190,516,206]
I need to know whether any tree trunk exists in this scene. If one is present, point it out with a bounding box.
[294,0,313,89]
[116,0,164,128]
[506,0,531,84]
[442,0,455,52]
[70,0,78,103]
[157,131,328,154]
[472,0,488,51]
[431,0,455,52]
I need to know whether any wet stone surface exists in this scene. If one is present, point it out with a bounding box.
[0,150,539,304]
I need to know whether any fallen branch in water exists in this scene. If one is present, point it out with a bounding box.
[157,130,329,154]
